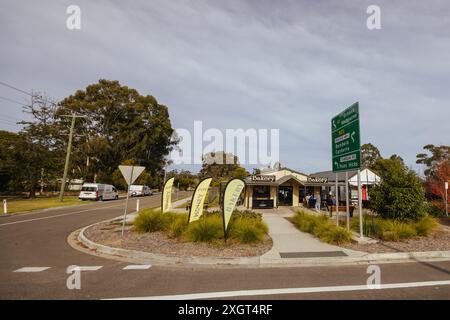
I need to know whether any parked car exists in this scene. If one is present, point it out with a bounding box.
[79,183,119,201]
[129,185,152,197]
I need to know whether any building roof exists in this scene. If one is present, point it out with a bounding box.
[309,168,380,183]
[275,175,304,185]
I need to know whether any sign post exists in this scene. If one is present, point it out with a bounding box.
[335,173,339,226]
[332,102,362,237]
[119,165,145,236]
[445,181,448,217]
[345,171,350,231]
[3,199,7,215]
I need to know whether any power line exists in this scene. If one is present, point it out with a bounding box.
[0,111,22,122]
[0,80,31,96]
[0,80,59,106]
[0,95,29,106]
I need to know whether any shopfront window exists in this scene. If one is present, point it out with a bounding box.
[254,185,270,199]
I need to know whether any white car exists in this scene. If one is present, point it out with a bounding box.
[129,185,152,197]
[79,183,119,201]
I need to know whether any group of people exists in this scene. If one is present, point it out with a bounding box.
[305,192,337,212]
[305,192,321,212]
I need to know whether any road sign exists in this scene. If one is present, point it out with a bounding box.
[118,165,145,236]
[332,102,361,172]
[119,165,145,185]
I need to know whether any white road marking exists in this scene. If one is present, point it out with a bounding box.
[69,266,103,271]
[107,280,450,300]
[14,267,51,273]
[123,264,152,270]
[0,203,125,227]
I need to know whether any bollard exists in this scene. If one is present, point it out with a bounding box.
[136,199,140,212]
[3,199,7,214]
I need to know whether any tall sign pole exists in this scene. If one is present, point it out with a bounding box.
[331,102,362,237]
[357,170,363,237]
[335,173,339,226]
[345,171,350,231]
[445,181,448,217]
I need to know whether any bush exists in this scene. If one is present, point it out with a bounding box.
[320,226,353,244]
[291,210,352,244]
[370,158,427,221]
[384,221,417,241]
[228,217,268,244]
[167,214,189,239]
[133,209,175,233]
[414,216,438,236]
[184,215,224,242]
[427,201,447,217]
[352,215,437,241]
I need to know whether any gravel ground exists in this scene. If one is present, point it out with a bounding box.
[85,221,273,258]
[341,223,450,253]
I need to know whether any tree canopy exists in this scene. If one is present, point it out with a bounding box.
[0,80,176,195]
[361,143,382,169]
[369,157,427,221]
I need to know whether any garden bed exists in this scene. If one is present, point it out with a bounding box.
[85,220,272,258]
[340,223,450,253]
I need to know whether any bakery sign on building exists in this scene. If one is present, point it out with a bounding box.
[242,166,380,209]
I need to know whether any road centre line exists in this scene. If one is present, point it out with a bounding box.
[0,203,125,227]
[107,280,450,300]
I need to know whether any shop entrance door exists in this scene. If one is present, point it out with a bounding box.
[278,186,293,206]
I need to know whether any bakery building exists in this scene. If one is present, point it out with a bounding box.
[243,166,380,209]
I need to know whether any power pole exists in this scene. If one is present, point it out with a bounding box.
[59,114,86,202]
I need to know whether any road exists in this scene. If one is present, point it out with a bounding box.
[0,194,449,300]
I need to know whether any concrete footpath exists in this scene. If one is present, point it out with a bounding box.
[255,207,366,264]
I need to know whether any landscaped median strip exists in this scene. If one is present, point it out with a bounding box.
[106,280,450,300]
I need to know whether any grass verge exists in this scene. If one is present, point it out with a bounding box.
[1,196,89,214]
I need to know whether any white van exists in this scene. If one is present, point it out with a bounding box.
[129,185,152,197]
[79,183,119,201]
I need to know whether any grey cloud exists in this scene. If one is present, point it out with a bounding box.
[0,0,449,174]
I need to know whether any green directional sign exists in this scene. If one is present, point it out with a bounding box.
[332,102,361,172]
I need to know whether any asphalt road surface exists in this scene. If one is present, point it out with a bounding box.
[1,194,449,300]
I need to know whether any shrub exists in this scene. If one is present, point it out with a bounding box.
[291,210,352,244]
[320,226,353,244]
[352,215,437,241]
[384,221,416,241]
[414,216,438,236]
[369,158,427,221]
[184,215,224,242]
[228,217,268,244]
[167,214,189,239]
[133,209,175,233]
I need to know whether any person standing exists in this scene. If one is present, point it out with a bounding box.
[315,191,321,212]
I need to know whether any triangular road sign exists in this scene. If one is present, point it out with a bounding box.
[119,165,145,185]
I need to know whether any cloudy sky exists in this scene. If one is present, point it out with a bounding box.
[1,0,449,174]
